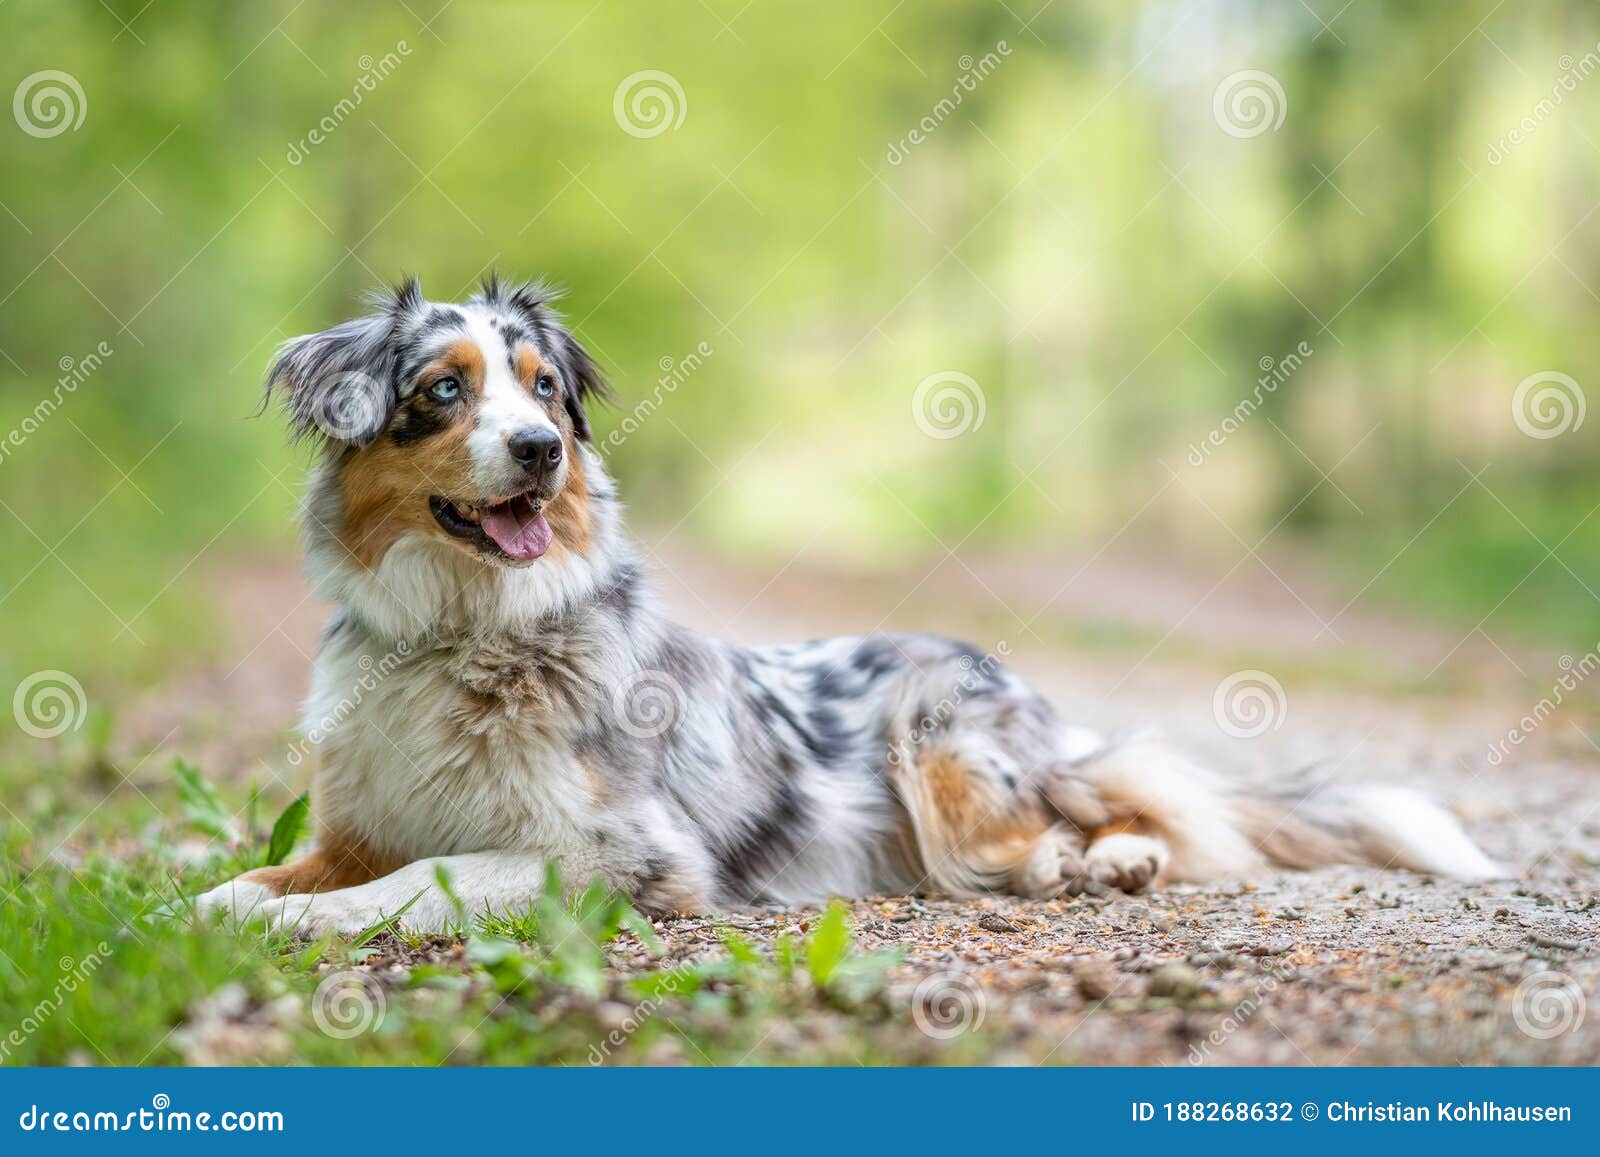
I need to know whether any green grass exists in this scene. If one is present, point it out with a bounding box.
[0,756,968,1067]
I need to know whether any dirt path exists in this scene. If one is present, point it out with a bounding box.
[130,538,1600,1065]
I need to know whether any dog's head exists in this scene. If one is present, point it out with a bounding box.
[267,276,610,571]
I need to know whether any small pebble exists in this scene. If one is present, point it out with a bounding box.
[1147,962,1202,999]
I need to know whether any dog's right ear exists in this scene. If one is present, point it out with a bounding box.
[264,278,424,447]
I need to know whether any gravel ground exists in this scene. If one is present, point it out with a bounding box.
[130,544,1600,1065]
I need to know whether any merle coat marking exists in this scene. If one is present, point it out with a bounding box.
[196,278,1507,936]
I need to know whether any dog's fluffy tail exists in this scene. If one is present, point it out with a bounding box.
[1069,735,1509,881]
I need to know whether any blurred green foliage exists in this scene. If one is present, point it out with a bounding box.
[3,0,1599,686]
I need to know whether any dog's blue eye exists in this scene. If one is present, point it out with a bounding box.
[535,375,555,398]
[430,378,460,401]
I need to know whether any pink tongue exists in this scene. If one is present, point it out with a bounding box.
[479,496,553,560]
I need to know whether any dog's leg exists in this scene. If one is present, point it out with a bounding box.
[192,829,402,923]
[241,852,545,937]
[892,746,1074,896]
[239,850,705,937]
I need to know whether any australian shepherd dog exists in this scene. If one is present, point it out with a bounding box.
[196,276,1506,936]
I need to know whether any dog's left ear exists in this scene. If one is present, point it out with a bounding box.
[503,281,612,443]
[265,278,424,447]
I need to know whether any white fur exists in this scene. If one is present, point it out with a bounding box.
[192,878,276,923]
[461,310,563,498]
[1085,832,1170,889]
[302,443,621,644]
[246,853,556,936]
[1312,784,1509,879]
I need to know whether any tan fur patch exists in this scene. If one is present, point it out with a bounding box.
[1087,815,1148,842]
[514,344,543,384]
[907,749,1051,890]
[542,439,592,558]
[439,339,486,394]
[338,425,478,568]
[239,827,405,897]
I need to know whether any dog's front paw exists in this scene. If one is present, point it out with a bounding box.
[1085,833,1169,893]
[191,878,278,925]
[251,893,381,939]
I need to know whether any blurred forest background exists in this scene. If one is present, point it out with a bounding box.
[3,0,1599,692]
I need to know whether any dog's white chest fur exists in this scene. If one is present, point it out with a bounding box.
[304,630,603,862]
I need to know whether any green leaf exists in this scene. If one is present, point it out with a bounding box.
[434,862,467,927]
[773,930,797,979]
[718,928,762,966]
[805,900,852,988]
[264,793,309,866]
[629,965,702,999]
[174,758,239,843]
[348,887,427,949]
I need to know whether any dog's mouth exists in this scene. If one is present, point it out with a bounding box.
[429,490,553,561]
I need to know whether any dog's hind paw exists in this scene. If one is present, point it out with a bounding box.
[1085,832,1169,894]
[1012,825,1097,898]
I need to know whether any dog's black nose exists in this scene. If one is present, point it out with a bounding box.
[508,427,563,469]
